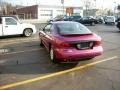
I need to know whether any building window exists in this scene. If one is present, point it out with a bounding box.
[40,10,52,12]
[40,10,52,16]
[40,14,52,16]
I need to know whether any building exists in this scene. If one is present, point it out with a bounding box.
[83,9,98,16]
[0,7,2,15]
[16,5,83,20]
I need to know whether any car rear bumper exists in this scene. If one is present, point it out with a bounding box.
[54,46,103,61]
[105,22,115,24]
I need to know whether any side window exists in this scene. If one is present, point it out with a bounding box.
[44,24,52,33]
[5,18,17,25]
[83,17,87,20]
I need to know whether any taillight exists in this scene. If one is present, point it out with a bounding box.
[60,42,72,47]
[95,40,102,46]
[55,39,73,47]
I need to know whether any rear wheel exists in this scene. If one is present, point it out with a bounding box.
[118,28,120,31]
[112,22,115,25]
[23,28,33,37]
[90,22,95,26]
[86,57,95,60]
[50,46,59,63]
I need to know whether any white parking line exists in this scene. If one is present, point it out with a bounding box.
[0,48,43,56]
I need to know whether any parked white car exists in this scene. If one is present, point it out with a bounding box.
[0,16,36,37]
[104,16,116,25]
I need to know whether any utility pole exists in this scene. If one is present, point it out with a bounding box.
[102,0,104,15]
[84,0,88,16]
[94,0,96,16]
[94,0,96,9]
[113,1,116,16]
[36,0,37,5]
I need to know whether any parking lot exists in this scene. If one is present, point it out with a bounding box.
[0,24,120,90]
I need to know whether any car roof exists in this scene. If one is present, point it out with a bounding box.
[0,15,19,19]
[106,16,115,17]
[51,21,79,24]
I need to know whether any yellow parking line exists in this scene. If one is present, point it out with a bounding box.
[0,56,117,90]
[0,48,43,56]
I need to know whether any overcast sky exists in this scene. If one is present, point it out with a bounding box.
[3,0,120,10]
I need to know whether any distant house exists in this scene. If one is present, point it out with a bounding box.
[16,5,83,20]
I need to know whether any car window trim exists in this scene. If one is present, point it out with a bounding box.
[43,24,52,33]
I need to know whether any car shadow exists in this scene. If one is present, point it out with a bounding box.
[0,40,92,75]
[0,34,37,40]
[0,34,27,38]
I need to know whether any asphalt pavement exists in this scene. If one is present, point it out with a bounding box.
[0,24,120,90]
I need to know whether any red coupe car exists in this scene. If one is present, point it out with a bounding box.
[39,21,103,63]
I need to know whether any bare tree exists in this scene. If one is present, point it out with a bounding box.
[83,0,92,16]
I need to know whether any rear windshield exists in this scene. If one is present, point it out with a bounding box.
[56,22,91,35]
[70,16,81,19]
[106,17,114,20]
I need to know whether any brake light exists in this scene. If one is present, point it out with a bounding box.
[55,39,72,47]
[60,42,72,47]
[95,40,102,46]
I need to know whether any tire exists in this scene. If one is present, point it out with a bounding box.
[50,46,59,63]
[99,21,103,24]
[90,22,95,26]
[118,28,120,30]
[86,57,94,60]
[23,28,33,37]
[112,22,115,25]
[40,39,43,46]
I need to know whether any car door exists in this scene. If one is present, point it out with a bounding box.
[42,24,52,50]
[81,17,87,24]
[3,17,21,36]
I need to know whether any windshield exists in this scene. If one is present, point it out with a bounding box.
[70,16,81,19]
[56,22,92,35]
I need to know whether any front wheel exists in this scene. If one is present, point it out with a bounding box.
[40,39,43,46]
[23,28,33,37]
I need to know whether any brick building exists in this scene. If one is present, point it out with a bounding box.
[16,5,83,20]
